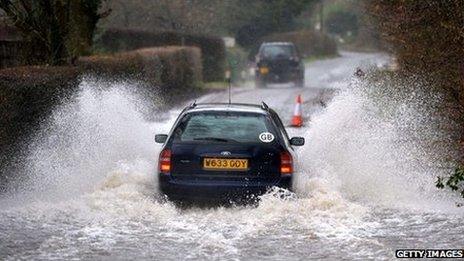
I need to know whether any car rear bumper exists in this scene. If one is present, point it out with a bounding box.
[256,69,302,83]
[158,174,292,202]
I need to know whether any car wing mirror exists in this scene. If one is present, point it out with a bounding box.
[155,134,168,143]
[290,137,305,146]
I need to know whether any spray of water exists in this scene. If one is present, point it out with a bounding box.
[5,74,462,210]
[8,79,169,202]
[296,75,463,211]
[1,75,463,259]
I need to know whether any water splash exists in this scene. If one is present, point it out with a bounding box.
[5,74,462,211]
[8,79,169,202]
[295,75,463,212]
[1,71,463,260]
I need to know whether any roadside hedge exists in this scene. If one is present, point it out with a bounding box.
[0,66,80,145]
[366,0,464,194]
[96,28,225,82]
[0,46,202,147]
[0,46,202,186]
[0,66,81,184]
[250,30,338,60]
[78,46,202,94]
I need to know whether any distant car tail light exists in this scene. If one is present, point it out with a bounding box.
[159,149,171,174]
[259,66,269,74]
[280,151,293,175]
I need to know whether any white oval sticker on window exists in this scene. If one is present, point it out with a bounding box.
[259,132,275,143]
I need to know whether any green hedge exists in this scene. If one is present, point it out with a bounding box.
[249,30,338,60]
[0,46,202,148]
[96,28,225,82]
[0,46,202,185]
[78,46,202,93]
[0,66,80,146]
[0,66,81,184]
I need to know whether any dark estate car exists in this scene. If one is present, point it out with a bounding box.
[255,42,305,88]
[155,102,305,203]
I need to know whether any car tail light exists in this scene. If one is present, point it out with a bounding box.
[280,151,293,175]
[259,66,269,74]
[159,149,171,174]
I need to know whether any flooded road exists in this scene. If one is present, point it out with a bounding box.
[1,52,463,260]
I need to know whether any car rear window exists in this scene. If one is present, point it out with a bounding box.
[261,45,295,58]
[172,111,276,143]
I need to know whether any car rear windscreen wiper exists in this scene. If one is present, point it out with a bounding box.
[193,137,236,142]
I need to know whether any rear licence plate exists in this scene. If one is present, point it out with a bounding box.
[203,158,248,171]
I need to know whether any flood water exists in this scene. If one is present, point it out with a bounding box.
[1,53,463,260]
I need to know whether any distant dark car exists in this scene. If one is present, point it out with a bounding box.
[255,42,305,88]
[155,102,305,204]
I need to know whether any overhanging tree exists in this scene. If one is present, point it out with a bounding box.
[0,0,110,65]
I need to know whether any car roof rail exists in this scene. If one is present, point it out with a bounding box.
[261,102,269,110]
[181,102,270,112]
[180,100,196,114]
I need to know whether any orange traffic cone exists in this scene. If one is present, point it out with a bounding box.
[291,95,303,127]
